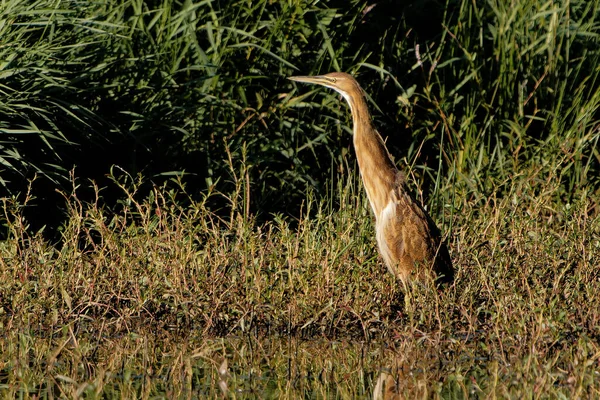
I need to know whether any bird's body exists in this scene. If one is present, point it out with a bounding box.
[289,72,453,283]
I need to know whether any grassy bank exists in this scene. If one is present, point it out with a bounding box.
[2,166,599,397]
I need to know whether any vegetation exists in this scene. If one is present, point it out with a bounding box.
[2,170,600,397]
[1,0,600,397]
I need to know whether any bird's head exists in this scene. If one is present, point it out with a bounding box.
[288,72,363,104]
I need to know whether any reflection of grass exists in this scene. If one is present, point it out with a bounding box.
[2,166,599,397]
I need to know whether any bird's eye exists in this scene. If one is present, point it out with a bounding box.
[330,78,337,83]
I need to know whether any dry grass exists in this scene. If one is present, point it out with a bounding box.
[1,166,599,398]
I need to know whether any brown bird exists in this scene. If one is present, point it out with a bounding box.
[288,72,453,284]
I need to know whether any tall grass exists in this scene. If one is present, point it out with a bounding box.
[1,0,598,228]
[0,0,358,218]
[424,0,600,203]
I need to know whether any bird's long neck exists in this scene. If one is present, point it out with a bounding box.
[346,92,398,218]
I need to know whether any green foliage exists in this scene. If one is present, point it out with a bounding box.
[1,0,598,225]
[0,0,363,215]
[425,0,600,202]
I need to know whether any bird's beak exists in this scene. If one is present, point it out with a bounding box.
[287,75,327,85]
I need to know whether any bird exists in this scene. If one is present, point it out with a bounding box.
[288,72,453,284]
